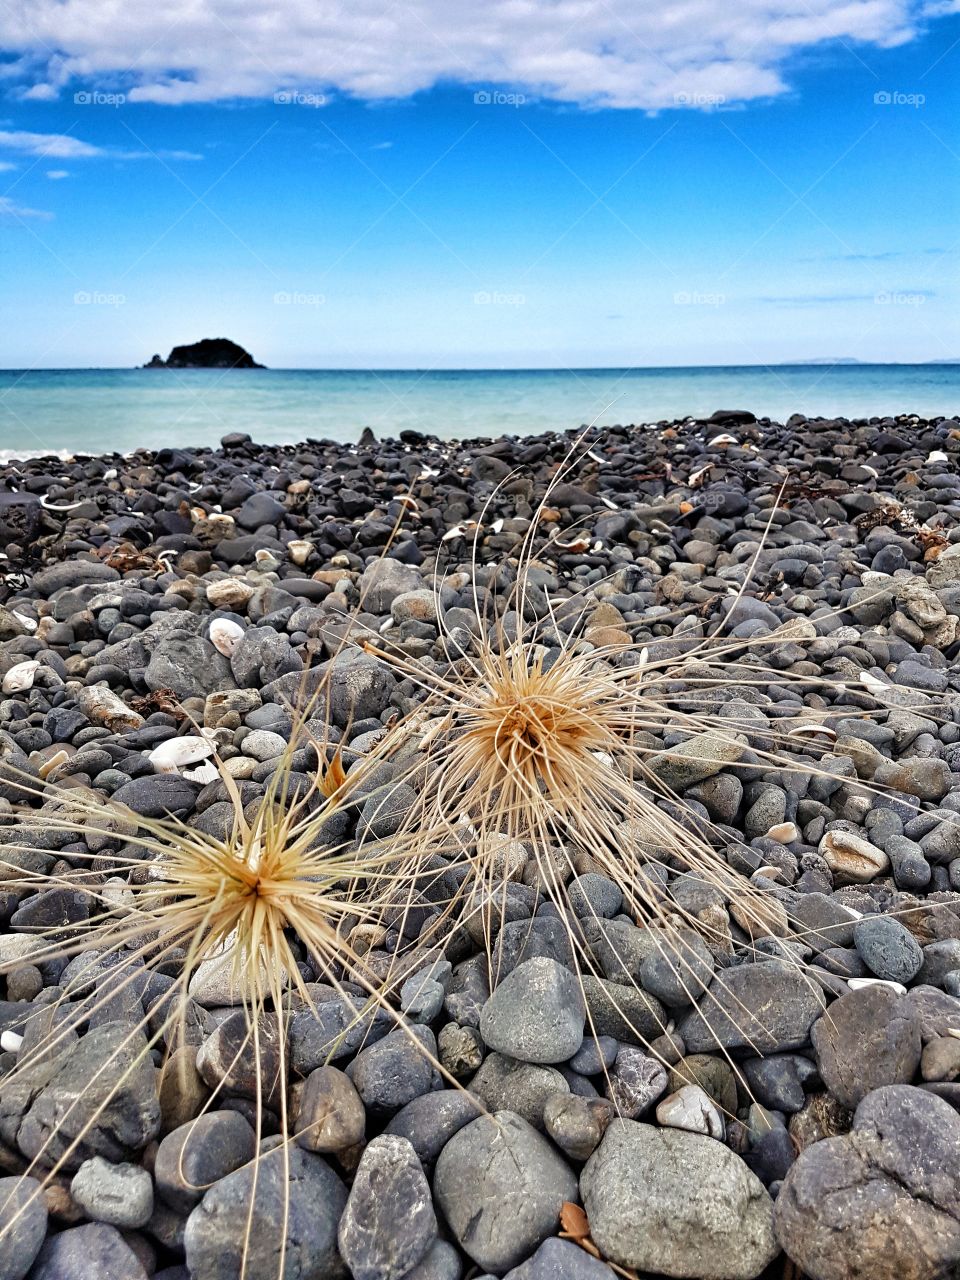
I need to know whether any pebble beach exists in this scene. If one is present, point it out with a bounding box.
[2,407,960,1280]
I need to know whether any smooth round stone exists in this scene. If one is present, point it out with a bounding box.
[29,1222,149,1280]
[639,929,715,1007]
[853,915,924,984]
[543,1092,614,1161]
[240,728,287,761]
[568,1035,619,1075]
[604,1046,668,1119]
[434,1112,577,1273]
[155,1112,257,1213]
[581,1122,778,1279]
[70,1156,154,1228]
[479,957,585,1064]
[296,1066,366,1153]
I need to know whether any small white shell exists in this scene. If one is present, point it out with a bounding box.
[209,618,244,657]
[586,449,606,466]
[40,495,84,511]
[927,450,948,464]
[490,518,504,534]
[148,735,216,773]
[859,671,890,698]
[847,977,906,995]
[0,1030,23,1053]
[11,612,37,632]
[707,433,738,446]
[689,463,713,488]
[600,497,619,511]
[787,723,836,739]
[183,761,220,784]
[861,465,879,479]
[287,540,314,566]
[103,467,118,481]
[2,659,40,693]
[379,618,394,633]
[419,466,440,479]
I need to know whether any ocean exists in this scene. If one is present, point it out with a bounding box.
[1,364,958,458]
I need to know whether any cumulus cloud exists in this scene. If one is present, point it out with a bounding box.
[0,0,938,109]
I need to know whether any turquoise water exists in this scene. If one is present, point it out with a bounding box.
[0,365,958,457]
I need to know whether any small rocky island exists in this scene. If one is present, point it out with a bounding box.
[143,337,265,369]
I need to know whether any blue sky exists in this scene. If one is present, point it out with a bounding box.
[0,0,958,368]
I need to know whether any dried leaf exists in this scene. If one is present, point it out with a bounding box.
[559,1202,590,1242]
[320,748,347,798]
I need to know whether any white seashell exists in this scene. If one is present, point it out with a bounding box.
[40,495,84,511]
[379,618,394,633]
[490,518,504,534]
[689,464,713,488]
[103,467,118,481]
[586,449,607,466]
[946,1027,960,1040]
[2,659,39,692]
[861,465,879,479]
[183,761,220,784]
[148,735,216,773]
[708,433,738,446]
[859,671,890,698]
[0,1030,23,1053]
[287,540,314,566]
[927,450,949,464]
[600,497,619,510]
[419,466,440,479]
[38,749,69,780]
[847,977,906,995]
[787,723,836,739]
[12,611,37,632]
[209,617,244,657]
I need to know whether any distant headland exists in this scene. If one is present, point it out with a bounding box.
[143,338,265,369]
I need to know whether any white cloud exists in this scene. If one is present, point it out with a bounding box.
[46,168,69,178]
[20,83,59,101]
[0,0,937,109]
[0,194,53,218]
[0,128,202,162]
[0,128,102,158]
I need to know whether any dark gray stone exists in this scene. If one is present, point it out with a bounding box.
[347,1026,439,1115]
[338,1135,437,1280]
[679,961,825,1054]
[184,1143,347,1280]
[480,958,585,1064]
[811,985,922,1109]
[155,1111,257,1212]
[775,1085,960,1280]
[384,1090,481,1165]
[581,1121,778,1279]
[0,1176,47,1280]
[853,915,924,984]
[434,1111,577,1272]
[30,1223,148,1280]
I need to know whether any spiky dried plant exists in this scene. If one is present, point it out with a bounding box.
[0,714,430,1276]
[366,452,946,1073]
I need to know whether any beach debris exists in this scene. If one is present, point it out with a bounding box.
[39,495,85,512]
[689,463,713,488]
[148,734,216,774]
[209,617,244,657]
[2,659,39,692]
[707,433,738,447]
[442,521,480,542]
[287,539,314,566]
